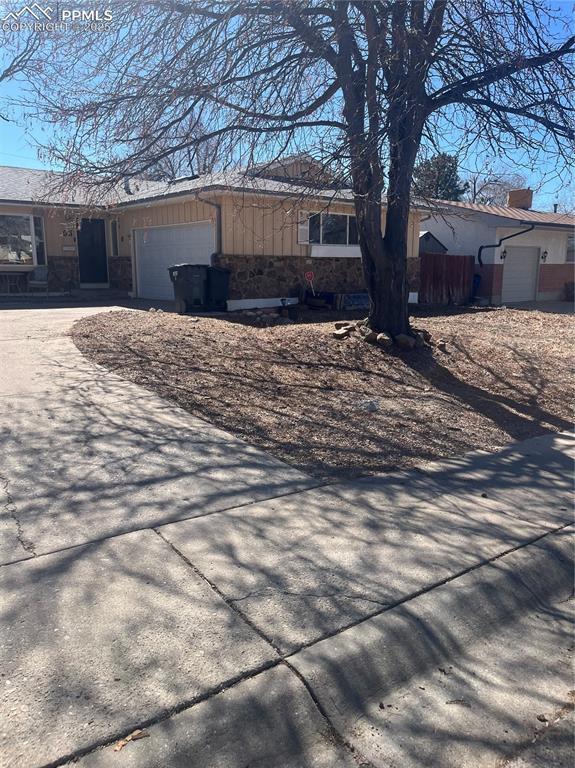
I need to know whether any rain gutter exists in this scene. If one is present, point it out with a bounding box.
[477,224,535,267]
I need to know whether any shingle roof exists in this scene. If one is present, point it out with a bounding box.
[436,199,574,228]
[0,166,88,205]
[112,170,354,205]
[1,165,573,229]
[0,165,354,208]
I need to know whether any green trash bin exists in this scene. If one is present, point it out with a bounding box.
[168,264,209,313]
[206,266,231,311]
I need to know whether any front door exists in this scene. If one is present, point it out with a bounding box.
[78,219,108,285]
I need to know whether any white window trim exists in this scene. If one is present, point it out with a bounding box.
[297,211,310,244]
[298,210,359,249]
[310,244,362,259]
[0,213,37,267]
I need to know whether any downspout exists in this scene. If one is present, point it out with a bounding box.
[195,193,222,256]
[477,224,535,267]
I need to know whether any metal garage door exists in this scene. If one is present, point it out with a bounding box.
[501,246,539,303]
[135,222,215,299]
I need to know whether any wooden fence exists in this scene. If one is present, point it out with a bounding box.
[419,252,475,305]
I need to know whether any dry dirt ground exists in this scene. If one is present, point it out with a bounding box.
[72,306,574,479]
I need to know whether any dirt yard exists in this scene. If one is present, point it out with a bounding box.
[72,306,574,479]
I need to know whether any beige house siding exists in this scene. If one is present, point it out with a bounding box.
[220,193,306,258]
[216,193,421,299]
[0,191,421,298]
[117,192,420,260]
[219,192,420,259]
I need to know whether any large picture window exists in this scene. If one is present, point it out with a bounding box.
[305,212,359,246]
[322,213,348,244]
[0,215,35,264]
[0,215,45,266]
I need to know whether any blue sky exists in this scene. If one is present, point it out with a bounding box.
[0,6,572,212]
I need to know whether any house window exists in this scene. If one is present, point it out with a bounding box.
[33,216,46,265]
[322,213,348,244]
[0,215,35,264]
[299,211,359,246]
[309,213,321,244]
[567,235,574,263]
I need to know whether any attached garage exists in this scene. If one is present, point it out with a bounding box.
[134,221,215,299]
[501,246,540,303]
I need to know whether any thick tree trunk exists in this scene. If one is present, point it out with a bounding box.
[357,111,423,337]
[338,4,424,339]
[354,155,416,337]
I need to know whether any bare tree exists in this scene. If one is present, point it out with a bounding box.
[13,1,575,337]
[0,32,39,122]
[135,114,222,181]
[465,170,529,205]
[553,188,575,215]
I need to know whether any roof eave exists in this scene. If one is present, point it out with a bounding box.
[0,183,428,212]
[0,198,85,208]
[113,184,431,212]
[519,220,574,230]
[113,182,351,207]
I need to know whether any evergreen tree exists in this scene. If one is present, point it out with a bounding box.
[413,154,469,201]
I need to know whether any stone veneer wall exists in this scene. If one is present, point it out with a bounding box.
[46,255,133,292]
[0,273,27,293]
[214,253,421,300]
[48,256,80,292]
[108,256,133,291]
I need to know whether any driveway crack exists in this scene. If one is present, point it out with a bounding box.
[1,473,36,556]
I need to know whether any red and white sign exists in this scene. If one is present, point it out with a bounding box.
[304,270,316,296]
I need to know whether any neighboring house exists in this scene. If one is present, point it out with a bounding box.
[425,190,574,304]
[0,157,422,303]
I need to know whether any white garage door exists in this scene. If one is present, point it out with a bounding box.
[501,246,540,303]
[135,222,215,299]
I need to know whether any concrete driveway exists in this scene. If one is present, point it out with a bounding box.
[506,300,574,314]
[0,306,314,564]
[1,306,573,768]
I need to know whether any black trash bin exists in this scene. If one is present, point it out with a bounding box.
[206,266,231,311]
[168,264,209,313]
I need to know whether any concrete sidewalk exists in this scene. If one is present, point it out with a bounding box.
[2,430,573,768]
[0,308,573,767]
[75,528,573,768]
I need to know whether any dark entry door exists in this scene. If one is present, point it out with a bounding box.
[78,219,108,284]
